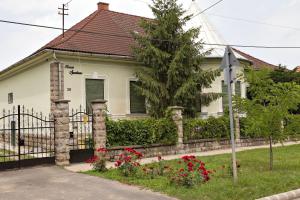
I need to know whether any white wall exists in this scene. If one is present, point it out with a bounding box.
[61,57,139,119]
[0,60,51,114]
[0,53,248,119]
[61,56,248,119]
[201,59,248,118]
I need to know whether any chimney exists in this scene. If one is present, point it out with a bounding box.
[98,2,109,11]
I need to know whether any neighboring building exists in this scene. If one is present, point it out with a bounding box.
[294,66,300,73]
[232,48,278,70]
[0,2,251,119]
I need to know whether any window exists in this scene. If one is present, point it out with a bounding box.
[195,97,202,113]
[85,79,104,113]
[235,81,241,97]
[8,93,13,104]
[130,81,146,114]
[222,81,228,110]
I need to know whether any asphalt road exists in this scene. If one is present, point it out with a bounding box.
[0,166,175,200]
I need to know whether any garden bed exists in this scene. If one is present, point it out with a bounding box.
[85,144,300,200]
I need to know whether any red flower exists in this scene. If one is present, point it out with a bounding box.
[97,148,108,153]
[180,173,188,177]
[179,168,184,172]
[188,167,194,172]
[181,155,196,162]
[86,156,99,163]
[124,156,132,162]
[202,170,209,176]
[115,160,122,167]
[124,148,135,153]
[187,162,194,168]
[134,151,143,159]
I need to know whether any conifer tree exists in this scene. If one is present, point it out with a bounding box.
[132,0,220,118]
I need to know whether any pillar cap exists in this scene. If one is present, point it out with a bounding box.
[168,106,184,110]
[54,100,70,104]
[91,99,107,104]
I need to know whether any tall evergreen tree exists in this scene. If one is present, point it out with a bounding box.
[132,0,220,118]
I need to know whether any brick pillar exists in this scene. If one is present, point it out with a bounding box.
[169,106,184,147]
[91,100,107,157]
[54,100,70,166]
[50,62,64,114]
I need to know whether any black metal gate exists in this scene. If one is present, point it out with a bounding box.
[69,106,94,163]
[0,105,55,171]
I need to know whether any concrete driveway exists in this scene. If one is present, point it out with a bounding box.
[0,166,175,200]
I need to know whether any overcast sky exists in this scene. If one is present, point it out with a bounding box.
[0,0,299,70]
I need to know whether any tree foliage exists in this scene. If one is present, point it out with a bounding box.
[236,69,300,170]
[132,0,220,118]
[270,67,300,85]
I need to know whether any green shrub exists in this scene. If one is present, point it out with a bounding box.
[106,118,177,147]
[183,116,230,141]
[285,115,300,135]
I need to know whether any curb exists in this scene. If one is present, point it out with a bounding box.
[257,189,300,200]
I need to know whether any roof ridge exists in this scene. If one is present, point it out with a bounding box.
[48,10,99,49]
[104,9,152,20]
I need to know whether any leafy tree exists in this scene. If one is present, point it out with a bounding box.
[236,69,300,170]
[270,67,300,114]
[132,0,220,118]
[270,67,300,85]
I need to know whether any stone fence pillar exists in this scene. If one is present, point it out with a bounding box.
[50,62,64,115]
[91,100,107,157]
[54,100,70,166]
[169,106,184,147]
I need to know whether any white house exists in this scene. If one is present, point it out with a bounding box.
[0,1,251,119]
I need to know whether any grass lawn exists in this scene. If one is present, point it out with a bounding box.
[85,144,300,200]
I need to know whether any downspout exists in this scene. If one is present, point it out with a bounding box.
[58,63,62,100]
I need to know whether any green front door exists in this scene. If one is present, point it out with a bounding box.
[86,79,104,113]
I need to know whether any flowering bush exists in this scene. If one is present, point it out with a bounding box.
[115,148,143,177]
[170,155,213,187]
[86,148,108,172]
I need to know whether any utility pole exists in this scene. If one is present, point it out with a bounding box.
[221,46,239,183]
[58,4,69,37]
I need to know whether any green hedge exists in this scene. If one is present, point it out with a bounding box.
[106,118,178,147]
[183,116,230,141]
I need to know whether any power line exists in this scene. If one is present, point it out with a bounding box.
[191,0,224,19]
[207,13,300,32]
[65,0,74,6]
[1,19,300,49]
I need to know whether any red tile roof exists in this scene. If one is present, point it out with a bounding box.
[233,48,278,70]
[39,7,276,71]
[40,9,147,57]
